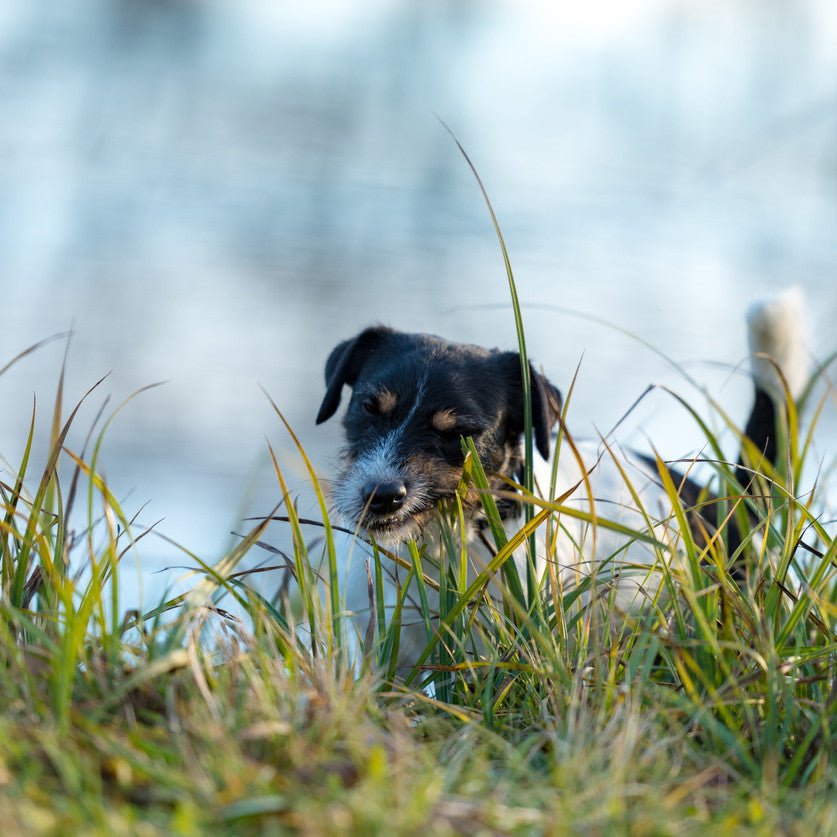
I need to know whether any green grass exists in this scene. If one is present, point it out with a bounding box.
[0,320,834,836]
[4,201,837,837]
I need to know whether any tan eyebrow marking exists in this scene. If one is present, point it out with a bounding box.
[431,409,459,432]
[377,388,398,415]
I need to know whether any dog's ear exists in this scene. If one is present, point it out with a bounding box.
[316,326,395,424]
[501,354,563,460]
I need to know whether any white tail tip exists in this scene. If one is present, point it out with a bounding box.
[746,286,808,401]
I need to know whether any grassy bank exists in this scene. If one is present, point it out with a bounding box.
[0,328,834,836]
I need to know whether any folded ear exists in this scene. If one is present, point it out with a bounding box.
[316,326,394,424]
[501,354,562,460]
[531,370,563,459]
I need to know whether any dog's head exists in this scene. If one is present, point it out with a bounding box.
[316,326,562,546]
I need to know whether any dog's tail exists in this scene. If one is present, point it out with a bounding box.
[727,288,808,578]
[736,286,809,487]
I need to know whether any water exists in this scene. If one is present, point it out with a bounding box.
[1,0,835,608]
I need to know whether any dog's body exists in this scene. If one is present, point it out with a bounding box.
[317,290,808,661]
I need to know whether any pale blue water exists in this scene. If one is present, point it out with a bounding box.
[1,0,835,609]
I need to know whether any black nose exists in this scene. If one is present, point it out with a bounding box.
[363,481,407,515]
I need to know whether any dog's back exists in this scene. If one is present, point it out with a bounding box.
[530,287,809,601]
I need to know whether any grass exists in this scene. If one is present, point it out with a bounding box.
[1,269,836,836]
[0,327,833,836]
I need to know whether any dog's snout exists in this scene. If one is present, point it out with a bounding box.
[363,480,407,515]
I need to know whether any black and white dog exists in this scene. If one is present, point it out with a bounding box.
[316,328,562,547]
[316,289,808,626]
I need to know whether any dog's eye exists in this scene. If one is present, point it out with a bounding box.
[361,399,380,416]
[442,425,483,439]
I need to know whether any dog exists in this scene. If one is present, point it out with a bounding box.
[316,328,563,546]
[316,289,808,657]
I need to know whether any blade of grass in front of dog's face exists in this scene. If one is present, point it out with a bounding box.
[435,519,459,704]
[371,541,387,656]
[404,505,551,688]
[546,358,582,500]
[460,444,505,546]
[538,360,582,646]
[449,486,469,593]
[461,438,526,610]
[379,566,415,685]
[406,540,434,649]
[439,121,538,604]
[456,496,470,595]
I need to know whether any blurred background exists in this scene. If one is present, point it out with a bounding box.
[1,0,836,605]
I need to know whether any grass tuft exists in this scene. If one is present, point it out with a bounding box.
[0,306,834,832]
